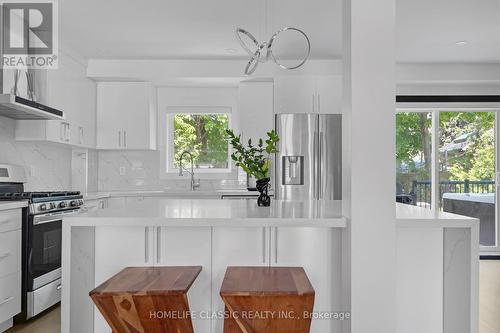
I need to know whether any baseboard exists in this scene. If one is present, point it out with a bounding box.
[0,318,13,333]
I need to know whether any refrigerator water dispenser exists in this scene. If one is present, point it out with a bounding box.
[282,156,304,185]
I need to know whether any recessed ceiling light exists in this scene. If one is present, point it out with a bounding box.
[455,41,468,46]
[225,48,237,54]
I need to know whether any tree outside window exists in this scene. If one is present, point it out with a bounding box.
[172,113,230,170]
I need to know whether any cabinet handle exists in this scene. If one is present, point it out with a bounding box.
[56,284,62,290]
[118,131,122,147]
[60,123,65,141]
[66,123,70,142]
[274,227,278,264]
[79,126,84,145]
[0,296,14,306]
[262,227,266,263]
[124,131,127,148]
[145,227,149,263]
[0,219,10,225]
[0,253,10,261]
[156,227,161,264]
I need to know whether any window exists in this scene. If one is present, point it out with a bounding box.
[166,110,231,173]
[396,112,433,208]
[396,109,498,250]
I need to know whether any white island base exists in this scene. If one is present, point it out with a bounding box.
[61,199,478,333]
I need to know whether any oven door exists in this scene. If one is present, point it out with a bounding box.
[28,209,78,290]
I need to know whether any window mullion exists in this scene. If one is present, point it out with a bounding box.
[431,110,440,213]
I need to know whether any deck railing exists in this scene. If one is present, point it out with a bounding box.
[409,179,495,207]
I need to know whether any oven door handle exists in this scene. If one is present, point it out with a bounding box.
[33,210,80,225]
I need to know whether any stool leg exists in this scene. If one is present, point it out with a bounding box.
[223,305,243,333]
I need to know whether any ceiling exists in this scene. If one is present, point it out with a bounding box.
[59,0,342,60]
[396,0,500,63]
[59,0,500,63]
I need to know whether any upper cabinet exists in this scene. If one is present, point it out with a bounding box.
[14,53,97,148]
[238,81,274,142]
[96,82,157,150]
[274,75,342,114]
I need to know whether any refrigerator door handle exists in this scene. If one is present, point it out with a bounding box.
[313,130,318,199]
[319,131,324,199]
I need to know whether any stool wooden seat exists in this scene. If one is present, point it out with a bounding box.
[90,266,201,333]
[220,266,315,333]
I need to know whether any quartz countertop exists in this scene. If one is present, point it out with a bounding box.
[396,203,478,227]
[0,200,28,211]
[67,199,346,228]
[82,189,263,201]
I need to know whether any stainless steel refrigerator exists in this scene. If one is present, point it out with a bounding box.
[275,113,342,200]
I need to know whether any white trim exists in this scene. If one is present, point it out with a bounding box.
[431,110,439,214]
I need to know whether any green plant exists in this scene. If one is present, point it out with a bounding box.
[226,129,279,180]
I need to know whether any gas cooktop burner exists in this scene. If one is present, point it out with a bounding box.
[0,191,81,200]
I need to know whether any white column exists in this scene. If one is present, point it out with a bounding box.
[342,0,396,332]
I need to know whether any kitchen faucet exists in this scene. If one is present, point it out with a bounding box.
[178,151,200,191]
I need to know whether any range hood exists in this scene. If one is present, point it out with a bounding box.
[0,94,64,120]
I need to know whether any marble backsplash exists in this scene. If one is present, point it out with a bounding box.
[0,116,72,191]
[98,150,244,192]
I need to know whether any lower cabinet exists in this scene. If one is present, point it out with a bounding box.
[0,208,22,331]
[92,226,340,333]
[158,227,212,333]
[271,227,342,333]
[93,226,153,333]
[211,227,270,333]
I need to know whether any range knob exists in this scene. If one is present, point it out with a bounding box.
[70,200,78,207]
[39,204,47,211]
[59,202,67,209]
[49,203,57,210]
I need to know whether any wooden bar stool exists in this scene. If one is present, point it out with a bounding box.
[90,266,201,333]
[220,266,315,333]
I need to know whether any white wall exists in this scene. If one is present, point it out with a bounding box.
[0,116,72,191]
[97,87,242,191]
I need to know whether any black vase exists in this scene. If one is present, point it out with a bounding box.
[256,177,271,207]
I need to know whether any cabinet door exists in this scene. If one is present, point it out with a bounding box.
[212,227,270,333]
[96,83,125,149]
[97,82,155,150]
[274,76,316,114]
[315,76,342,114]
[271,227,342,333]
[158,227,212,333]
[238,81,274,142]
[94,226,154,333]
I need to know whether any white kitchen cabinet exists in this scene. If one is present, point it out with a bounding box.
[15,53,97,148]
[158,227,212,333]
[270,227,342,333]
[0,209,22,332]
[274,75,342,114]
[238,81,274,142]
[316,76,342,114]
[83,198,108,213]
[211,227,270,333]
[96,82,157,150]
[93,226,154,333]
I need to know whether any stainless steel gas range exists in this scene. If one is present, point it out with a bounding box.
[0,164,84,320]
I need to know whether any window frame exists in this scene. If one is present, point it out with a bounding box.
[162,106,233,175]
[396,106,500,254]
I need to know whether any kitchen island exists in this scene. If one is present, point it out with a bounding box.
[61,199,478,333]
[62,199,347,333]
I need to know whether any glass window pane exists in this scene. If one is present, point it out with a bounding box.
[172,113,229,169]
[439,112,496,247]
[396,112,432,208]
